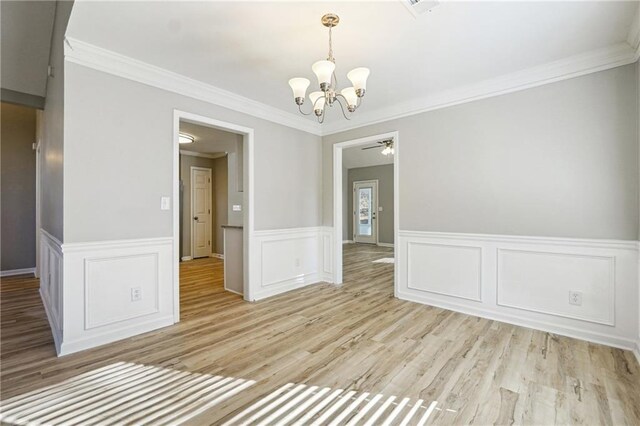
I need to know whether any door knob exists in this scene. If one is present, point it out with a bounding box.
[193,216,199,220]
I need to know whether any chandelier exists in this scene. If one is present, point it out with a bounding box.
[288,13,370,123]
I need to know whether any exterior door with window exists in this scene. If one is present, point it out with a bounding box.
[353,180,378,244]
[191,167,212,259]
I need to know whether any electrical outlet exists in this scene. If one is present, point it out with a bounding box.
[569,291,582,306]
[131,287,142,302]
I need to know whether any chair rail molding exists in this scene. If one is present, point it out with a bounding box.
[397,230,639,351]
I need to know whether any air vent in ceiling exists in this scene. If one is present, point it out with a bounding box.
[402,0,440,17]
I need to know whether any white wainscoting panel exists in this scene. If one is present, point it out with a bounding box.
[497,249,614,325]
[85,253,160,329]
[407,242,482,301]
[60,237,174,356]
[40,229,64,354]
[251,227,325,301]
[397,231,639,350]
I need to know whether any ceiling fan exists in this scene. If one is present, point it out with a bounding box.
[361,139,394,156]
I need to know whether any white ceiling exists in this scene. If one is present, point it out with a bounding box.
[1,0,56,97]
[67,1,639,127]
[179,121,240,155]
[343,141,394,169]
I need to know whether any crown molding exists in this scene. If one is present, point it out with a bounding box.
[321,42,638,136]
[627,4,640,61]
[63,37,637,139]
[63,37,322,136]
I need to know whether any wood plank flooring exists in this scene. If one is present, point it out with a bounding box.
[1,243,639,425]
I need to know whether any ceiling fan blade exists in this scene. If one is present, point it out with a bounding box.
[361,146,382,150]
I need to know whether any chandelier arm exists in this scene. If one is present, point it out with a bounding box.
[298,104,312,116]
[334,97,352,121]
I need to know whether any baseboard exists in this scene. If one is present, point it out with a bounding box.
[210,253,224,259]
[397,290,637,351]
[377,242,394,248]
[252,273,320,301]
[59,315,174,356]
[0,267,35,277]
[342,240,353,244]
[40,288,62,355]
[634,340,640,366]
[181,256,193,261]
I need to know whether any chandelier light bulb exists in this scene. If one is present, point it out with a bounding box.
[347,67,370,96]
[288,78,310,105]
[341,87,358,110]
[309,91,326,115]
[312,60,336,90]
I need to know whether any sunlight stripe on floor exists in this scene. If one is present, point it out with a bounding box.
[0,363,255,425]
[223,383,437,426]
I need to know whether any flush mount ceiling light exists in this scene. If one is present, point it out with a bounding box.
[179,133,195,144]
[288,13,370,123]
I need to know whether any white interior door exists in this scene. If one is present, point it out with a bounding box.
[353,180,378,244]
[191,167,212,259]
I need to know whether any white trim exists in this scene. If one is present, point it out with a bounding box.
[62,36,637,139]
[343,240,354,244]
[173,110,255,321]
[321,43,638,135]
[62,237,173,252]
[398,230,639,251]
[40,287,62,353]
[396,289,637,351]
[180,150,226,159]
[377,242,394,248]
[0,267,36,277]
[397,230,638,351]
[35,111,42,278]
[190,166,212,259]
[181,256,193,262]
[210,253,224,259]
[65,37,321,136]
[634,341,640,366]
[627,5,640,61]
[332,131,399,288]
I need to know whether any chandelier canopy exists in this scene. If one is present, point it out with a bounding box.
[288,13,370,123]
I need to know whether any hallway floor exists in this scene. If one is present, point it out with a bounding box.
[1,244,639,424]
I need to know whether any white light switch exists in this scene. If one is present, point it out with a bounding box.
[378,206,383,212]
[232,205,242,212]
[160,196,171,210]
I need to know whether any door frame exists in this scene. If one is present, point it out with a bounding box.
[173,110,255,322]
[332,131,399,294]
[190,166,212,259]
[352,179,379,244]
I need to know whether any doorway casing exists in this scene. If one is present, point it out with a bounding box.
[332,131,399,294]
[173,110,255,321]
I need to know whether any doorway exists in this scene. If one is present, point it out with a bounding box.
[353,180,378,244]
[332,131,399,293]
[173,110,255,322]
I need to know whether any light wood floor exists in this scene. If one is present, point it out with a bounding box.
[1,243,639,425]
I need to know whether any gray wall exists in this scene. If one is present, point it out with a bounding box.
[1,103,36,270]
[324,64,639,240]
[180,155,228,258]
[346,165,394,244]
[41,1,73,242]
[63,63,322,243]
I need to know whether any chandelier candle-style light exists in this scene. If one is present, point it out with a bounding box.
[288,13,370,123]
